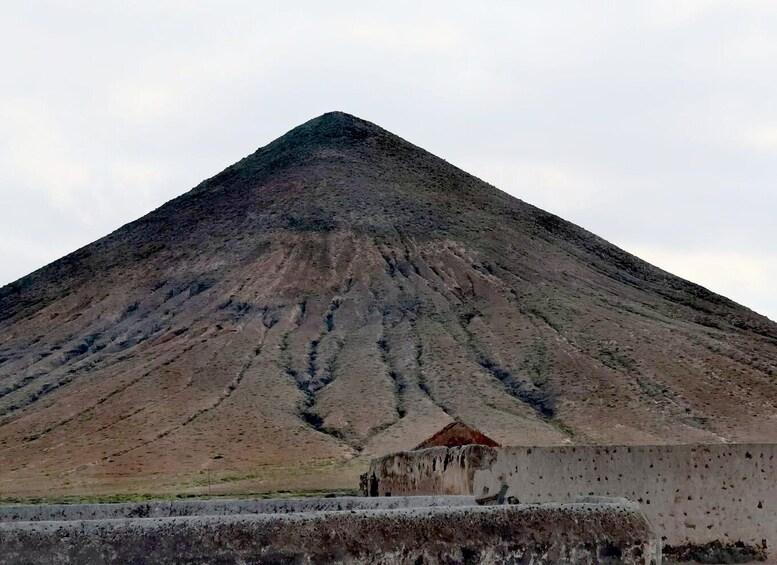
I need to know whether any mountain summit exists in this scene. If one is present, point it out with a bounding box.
[2,112,776,496]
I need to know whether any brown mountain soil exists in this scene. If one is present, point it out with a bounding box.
[1,112,777,498]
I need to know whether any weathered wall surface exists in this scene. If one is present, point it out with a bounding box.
[0,495,475,522]
[361,445,495,496]
[0,501,660,564]
[366,444,776,559]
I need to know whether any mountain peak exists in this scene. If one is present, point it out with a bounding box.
[310,110,366,126]
[206,111,391,185]
[281,111,385,147]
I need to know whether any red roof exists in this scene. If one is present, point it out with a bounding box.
[414,421,500,450]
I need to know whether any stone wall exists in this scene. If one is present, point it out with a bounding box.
[365,444,776,560]
[0,498,659,564]
[0,495,475,522]
[361,445,493,496]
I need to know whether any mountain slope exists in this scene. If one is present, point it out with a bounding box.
[1,112,776,497]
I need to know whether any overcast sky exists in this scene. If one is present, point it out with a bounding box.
[1,1,776,321]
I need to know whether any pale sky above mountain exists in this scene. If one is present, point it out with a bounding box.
[1,1,776,321]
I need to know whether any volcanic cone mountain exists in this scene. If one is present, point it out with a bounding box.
[2,112,777,497]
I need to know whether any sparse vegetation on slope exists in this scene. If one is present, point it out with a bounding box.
[1,112,777,498]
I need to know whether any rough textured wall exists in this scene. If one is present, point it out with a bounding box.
[0,495,475,522]
[0,502,659,564]
[366,444,776,560]
[362,445,495,496]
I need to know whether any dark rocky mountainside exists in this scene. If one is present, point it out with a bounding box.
[2,112,776,497]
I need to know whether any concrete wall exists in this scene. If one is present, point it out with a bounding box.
[366,444,776,560]
[0,500,660,564]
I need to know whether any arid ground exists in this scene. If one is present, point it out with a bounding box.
[1,112,776,499]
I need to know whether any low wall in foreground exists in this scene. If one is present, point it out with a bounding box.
[0,495,476,522]
[365,444,776,561]
[0,499,659,564]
